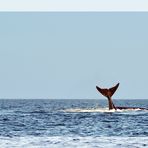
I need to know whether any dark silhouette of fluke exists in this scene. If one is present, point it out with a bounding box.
[96,83,119,110]
[96,83,147,110]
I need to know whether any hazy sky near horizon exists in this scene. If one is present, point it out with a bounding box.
[0,12,148,99]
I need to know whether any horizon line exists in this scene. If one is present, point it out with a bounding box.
[0,98,146,100]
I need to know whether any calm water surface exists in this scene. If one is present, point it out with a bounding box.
[0,99,148,147]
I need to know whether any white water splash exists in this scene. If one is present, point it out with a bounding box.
[64,108,145,113]
[64,108,115,113]
[0,136,147,148]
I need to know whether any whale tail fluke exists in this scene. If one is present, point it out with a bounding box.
[96,83,148,110]
[96,83,119,98]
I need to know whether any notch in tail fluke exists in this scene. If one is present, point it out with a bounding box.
[96,83,120,98]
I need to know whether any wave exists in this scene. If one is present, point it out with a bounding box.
[0,136,147,148]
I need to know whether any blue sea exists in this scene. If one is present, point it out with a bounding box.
[0,99,148,147]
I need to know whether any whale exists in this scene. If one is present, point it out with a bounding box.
[96,83,147,110]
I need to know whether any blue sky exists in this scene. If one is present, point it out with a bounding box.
[0,12,148,99]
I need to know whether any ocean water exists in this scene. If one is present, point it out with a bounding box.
[0,99,148,148]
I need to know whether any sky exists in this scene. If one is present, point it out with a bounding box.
[0,0,148,11]
[0,12,148,99]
